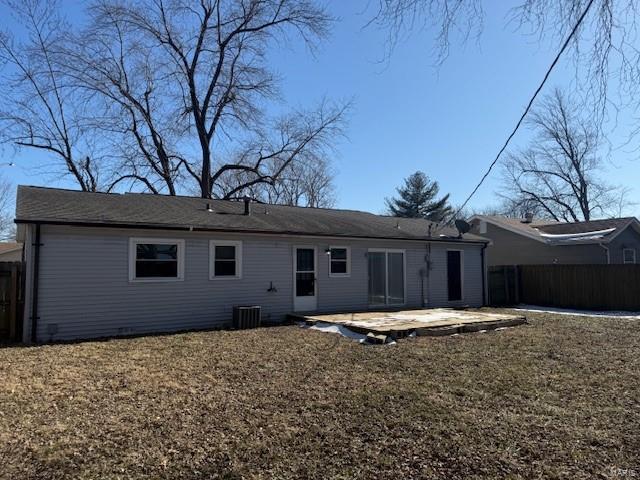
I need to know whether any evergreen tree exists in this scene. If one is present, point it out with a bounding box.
[385,171,453,221]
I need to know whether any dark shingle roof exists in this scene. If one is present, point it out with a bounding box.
[15,186,487,243]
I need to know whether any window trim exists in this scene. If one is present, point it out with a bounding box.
[328,246,351,278]
[623,248,636,264]
[446,249,464,302]
[209,240,243,280]
[129,237,185,283]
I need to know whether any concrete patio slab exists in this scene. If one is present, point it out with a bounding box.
[291,309,526,337]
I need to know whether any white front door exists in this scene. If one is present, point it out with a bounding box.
[293,246,317,311]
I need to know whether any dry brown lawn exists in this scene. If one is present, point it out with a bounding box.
[1,309,639,479]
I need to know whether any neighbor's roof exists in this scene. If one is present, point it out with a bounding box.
[473,214,640,245]
[15,186,488,243]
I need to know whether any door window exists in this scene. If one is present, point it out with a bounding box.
[296,248,315,297]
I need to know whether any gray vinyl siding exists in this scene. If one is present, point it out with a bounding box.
[28,225,485,342]
[607,228,640,264]
[428,246,484,307]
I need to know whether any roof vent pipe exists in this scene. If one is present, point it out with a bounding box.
[522,212,534,224]
[243,196,251,215]
[206,202,213,212]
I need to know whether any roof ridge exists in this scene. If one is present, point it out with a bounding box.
[18,185,379,217]
[18,185,121,197]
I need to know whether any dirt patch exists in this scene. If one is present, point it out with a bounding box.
[0,309,638,479]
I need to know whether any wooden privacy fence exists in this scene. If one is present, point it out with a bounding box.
[488,266,520,306]
[489,264,640,311]
[0,262,24,342]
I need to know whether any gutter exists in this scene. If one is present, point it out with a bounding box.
[30,223,41,343]
[14,219,491,246]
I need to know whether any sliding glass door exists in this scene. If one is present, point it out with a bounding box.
[368,250,405,305]
[368,252,387,305]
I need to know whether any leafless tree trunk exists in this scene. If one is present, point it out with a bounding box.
[0,0,100,191]
[500,89,629,221]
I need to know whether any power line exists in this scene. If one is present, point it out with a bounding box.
[446,0,596,225]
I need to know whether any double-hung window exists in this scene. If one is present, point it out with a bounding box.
[210,240,243,279]
[623,248,636,264]
[129,238,185,282]
[329,246,350,277]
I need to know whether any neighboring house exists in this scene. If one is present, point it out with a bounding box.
[470,214,640,266]
[0,242,22,262]
[15,186,489,343]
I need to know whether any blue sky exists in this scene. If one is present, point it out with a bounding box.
[2,1,639,215]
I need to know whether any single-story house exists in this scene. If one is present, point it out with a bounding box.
[0,242,22,262]
[16,186,489,343]
[470,214,640,266]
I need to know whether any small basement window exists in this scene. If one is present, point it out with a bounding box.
[210,240,242,279]
[623,248,636,264]
[329,246,350,277]
[129,238,185,282]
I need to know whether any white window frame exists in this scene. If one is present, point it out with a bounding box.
[328,246,351,278]
[367,248,407,306]
[623,248,636,264]
[209,240,243,280]
[129,238,185,283]
[446,249,464,302]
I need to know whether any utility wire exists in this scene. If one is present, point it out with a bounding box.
[445,0,596,225]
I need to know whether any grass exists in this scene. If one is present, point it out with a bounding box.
[0,309,639,479]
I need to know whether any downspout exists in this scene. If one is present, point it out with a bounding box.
[481,243,487,306]
[30,223,41,343]
[599,242,610,264]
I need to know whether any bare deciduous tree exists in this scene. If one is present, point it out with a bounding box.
[219,155,337,208]
[0,176,15,240]
[500,89,629,222]
[371,0,640,125]
[0,0,347,200]
[83,0,346,199]
[370,0,484,64]
[0,0,100,191]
